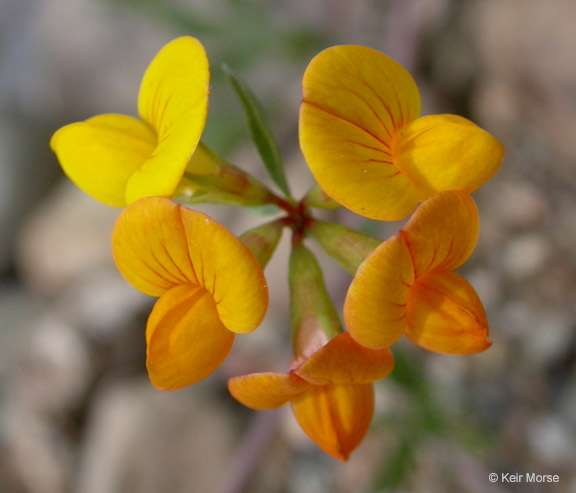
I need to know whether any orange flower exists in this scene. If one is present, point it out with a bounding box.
[229,243,394,460]
[112,197,268,390]
[344,190,491,354]
[299,45,504,220]
[228,331,394,461]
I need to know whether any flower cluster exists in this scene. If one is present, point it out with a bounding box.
[51,37,503,460]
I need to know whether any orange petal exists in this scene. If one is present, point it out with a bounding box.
[300,45,421,221]
[344,235,415,349]
[294,332,394,385]
[401,191,479,278]
[406,271,491,354]
[178,204,268,334]
[395,115,504,200]
[146,284,235,390]
[292,383,374,461]
[228,372,310,410]
[112,197,268,334]
[112,197,202,297]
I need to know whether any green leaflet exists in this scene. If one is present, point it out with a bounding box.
[223,64,292,199]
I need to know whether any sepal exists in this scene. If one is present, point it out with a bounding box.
[289,242,343,363]
[303,183,342,209]
[240,219,284,269]
[175,143,276,207]
[307,219,382,275]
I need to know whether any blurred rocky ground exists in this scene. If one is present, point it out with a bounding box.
[0,0,575,492]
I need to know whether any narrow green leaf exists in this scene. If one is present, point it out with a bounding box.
[222,64,292,199]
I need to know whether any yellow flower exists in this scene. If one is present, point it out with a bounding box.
[112,197,268,390]
[51,37,211,207]
[344,191,491,354]
[299,45,504,220]
[228,332,394,461]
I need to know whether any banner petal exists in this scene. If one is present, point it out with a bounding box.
[300,45,421,220]
[129,36,210,203]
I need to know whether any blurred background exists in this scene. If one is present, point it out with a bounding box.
[1,0,575,492]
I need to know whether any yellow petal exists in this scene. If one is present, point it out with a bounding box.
[344,235,415,349]
[401,191,479,277]
[292,383,374,461]
[395,115,504,200]
[294,332,394,385]
[146,284,235,390]
[112,197,201,297]
[228,372,310,410]
[300,45,421,220]
[299,101,419,220]
[113,197,268,333]
[406,271,491,354]
[128,37,210,203]
[302,45,420,148]
[50,114,156,207]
